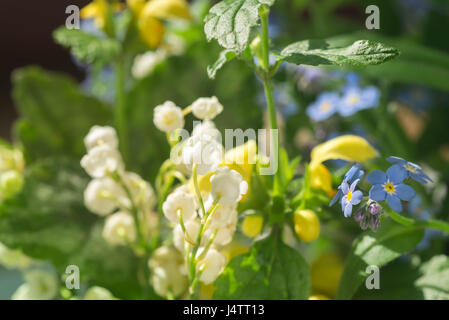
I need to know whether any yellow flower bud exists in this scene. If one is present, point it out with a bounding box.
[311,253,343,298]
[241,215,263,238]
[138,16,165,49]
[293,209,320,242]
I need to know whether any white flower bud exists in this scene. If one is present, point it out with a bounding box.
[148,246,188,298]
[162,189,196,224]
[84,177,124,216]
[81,145,124,178]
[197,248,226,285]
[122,172,156,211]
[182,135,223,175]
[12,270,58,300]
[84,286,116,300]
[210,167,248,205]
[132,50,166,79]
[191,96,223,120]
[192,120,221,141]
[153,101,184,132]
[102,211,136,245]
[84,126,119,152]
[173,219,201,253]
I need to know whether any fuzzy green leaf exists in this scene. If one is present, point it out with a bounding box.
[53,27,120,65]
[207,50,237,79]
[204,0,275,53]
[336,221,424,300]
[278,39,399,67]
[213,233,310,299]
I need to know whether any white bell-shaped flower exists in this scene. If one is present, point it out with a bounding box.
[132,50,166,79]
[122,172,156,211]
[84,126,119,152]
[182,135,223,175]
[196,248,226,285]
[81,145,124,178]
[148,246,188,298]
[84,177,125,216]
[153,101,184,132]
[210,167,248,205]
[192,120,221,141]
[162,189,196,224]
[102,211,136,245]
[204,209,238,246]
[191,96,223,120]
[173,219,201,253]
[204,197,237,229]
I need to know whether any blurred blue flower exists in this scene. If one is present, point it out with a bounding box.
[367,164,416,212]
[408,195,432,221]
[340,179,363,217]
[338,85,380,117]
[395,86,433,113]
[330,163,364,206]
[306,92,340,121]
[387,156,432,184]
[344,73,360,88]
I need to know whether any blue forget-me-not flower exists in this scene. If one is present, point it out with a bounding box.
[387,156,432,184]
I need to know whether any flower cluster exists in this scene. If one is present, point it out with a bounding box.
[307,77,380,122]
[80,126,158,246]
[330,156,432,231]
[153,96,250,296]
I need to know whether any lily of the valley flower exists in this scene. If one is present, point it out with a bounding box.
[102,211,136,245]
[210,167,248,205]
[153,101,185,132]
[163,188,196,224]
[84,125,119,152]
[81,144,124,178]
[191,96,224,120]
[196,248,226,285]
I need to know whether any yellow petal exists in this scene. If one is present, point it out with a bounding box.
[310,135,377,170]
[311,253,343,298]
[309,163,334,196]
[199,283,216,300]
[142,0,192,21]
[221,241,250,261]
[294,209,320,242]
[241,215,263,238]
[80,1,103,19]
[127,0,146,16]
[138,16,165,48]
[223,140,257,181]
[308,294,330,300]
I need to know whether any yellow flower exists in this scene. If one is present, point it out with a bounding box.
[311,253,343,298]
[293,209,320,242]
[309,135,377,194]
[241,215,263,238]
[80,0,123,30]
[136,0,191,49]
[221,241,249,261]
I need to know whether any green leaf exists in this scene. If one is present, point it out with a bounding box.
[277,39,399,67]
[325,32,449,92]
[415,255,449,300]
[336,221,424,300]
[0,159,141,298]
[204,0,275,53]
[12,67,112,163]
[207,50,237,79]
[53,27,120,65]
[213,233,310,299]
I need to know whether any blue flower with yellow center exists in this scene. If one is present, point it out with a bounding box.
[338,85,380,117]
[367,164,416,212]
[306,92,339,121]
[340,179,363,217]
[387,156,432,184]
[330,163,364,206]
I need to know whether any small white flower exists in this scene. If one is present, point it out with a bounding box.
[84,286,115,300]
[182,135,223,175]
[12,270,58,300]
[205,197,237,229]
[153,101,184,132]
[196,248,226,285]
[162,189,196,224]
[132,50,166,79]
[123,172,156,211]
[210,167,248,205]
[102,211,136,245]
[191,96,224,120]
[192,120,221,141]
[148,246,188,298]
[81,145,124,178]
[161,34,186,56]
[84,177,124,216]
[173,219,200,253]
[203,208,238,246]
[84,126,118,152]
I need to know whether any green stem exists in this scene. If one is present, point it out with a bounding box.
[115,59,129,162]
[387,209,449,234]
